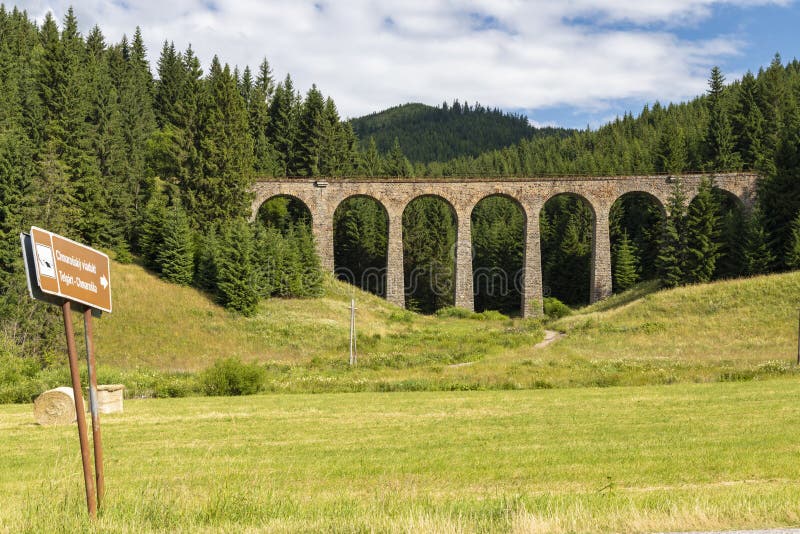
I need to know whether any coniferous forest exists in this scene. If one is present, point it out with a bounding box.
[349,102,572,163]
[3,7,800,359]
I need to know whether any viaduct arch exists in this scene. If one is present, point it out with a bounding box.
[251,173,758,316]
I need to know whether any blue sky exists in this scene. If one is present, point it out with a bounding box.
[521,1,800,128]
[16,1,800,129]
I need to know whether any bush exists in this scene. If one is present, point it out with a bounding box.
[387,310,414,323]
[436,307,510,320]
[543,297,572,319]
[475,310,508,321]
[199,358,266,396]
[435,306,475,319]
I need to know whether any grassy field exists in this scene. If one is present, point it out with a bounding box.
[4,260,800,401]
[63,263,800,395]
[2,380,800,532]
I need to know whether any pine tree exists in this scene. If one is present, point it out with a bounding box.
[157,200,194,284]
[613,230,639,292]
[684,178,721,283]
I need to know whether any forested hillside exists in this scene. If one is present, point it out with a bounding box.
[0,6,354,358]
[3,5,800,365]
[350,102,571,163]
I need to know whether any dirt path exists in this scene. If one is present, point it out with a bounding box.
[447,329,564,369]
[534,329,564,349]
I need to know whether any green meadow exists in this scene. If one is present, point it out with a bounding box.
[2,381,800,532]
[4,261,800,532]
[77,261,800,396]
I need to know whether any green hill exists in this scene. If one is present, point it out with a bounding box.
[3,260,800,401]
[349,102,571,163]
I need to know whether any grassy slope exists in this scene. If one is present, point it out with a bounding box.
[89,261,800,392]
[455,273,800,388]
[93,260,542,372]
[2,382,800,532]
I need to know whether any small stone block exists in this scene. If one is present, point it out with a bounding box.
[96,384,124,414]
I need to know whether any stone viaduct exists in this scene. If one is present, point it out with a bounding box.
[250,173,759,317]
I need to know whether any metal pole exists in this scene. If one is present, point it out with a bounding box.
[62,301,97,519]
[353,300,357,366]
[83,308,104,508]
[349,299,355,366]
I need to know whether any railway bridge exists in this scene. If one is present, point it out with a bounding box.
[251,173,758,316]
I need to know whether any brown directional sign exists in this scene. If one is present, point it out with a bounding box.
[29,227,112,313]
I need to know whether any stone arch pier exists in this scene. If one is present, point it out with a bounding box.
[251,173,758,316]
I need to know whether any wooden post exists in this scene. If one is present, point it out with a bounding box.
[83,309,105,508]
[62,301,97,519]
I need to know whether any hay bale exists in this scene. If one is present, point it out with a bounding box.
[97,384,124,414]
[33,387,82,426]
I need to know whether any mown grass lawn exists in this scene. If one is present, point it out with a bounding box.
[2,380,800,533]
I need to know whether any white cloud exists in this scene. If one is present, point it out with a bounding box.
[16,0,791,121]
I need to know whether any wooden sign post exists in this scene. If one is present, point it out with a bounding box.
[20,227,112,519]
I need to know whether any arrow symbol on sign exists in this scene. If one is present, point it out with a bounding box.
[100,275,108,289]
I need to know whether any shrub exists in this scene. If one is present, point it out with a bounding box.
[543,297,572,319]
[475,310,508,321]
[153,374,199,398]
[387,310,414,323]
[435,306,474,319]
[199,358,266,396]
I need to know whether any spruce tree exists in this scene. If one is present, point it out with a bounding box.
[613,230,639,292]
[360,137,382,177]
[704,66,740,171]
[655,120,687,174]
[267,74,299,176]
[294,85,325,176]
[193,56,254,227]
[295,222,324,297]
[138,186,169,270]
[247,61,275,174]
[656,180,687,287]
[157,201,194,285]
[194,226,221,293]
[216,219,260,315]
[732,72,766,171]
[740,207,774,275]
[684,178,721,283]
[783,210,800,270]
[385,137,412,177]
